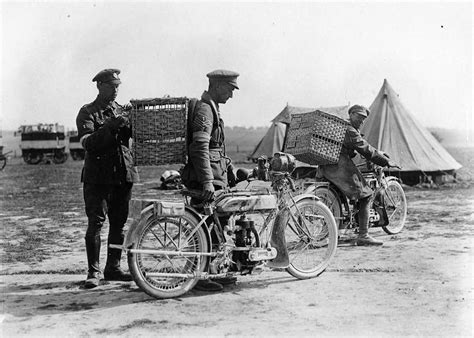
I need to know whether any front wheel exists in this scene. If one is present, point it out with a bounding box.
[285,198,338,279]
[381,179,407,234]
[127,211,209,299]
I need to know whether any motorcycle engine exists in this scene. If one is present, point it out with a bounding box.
[231,215,260,274]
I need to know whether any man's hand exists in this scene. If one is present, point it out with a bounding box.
[104,115,128,131]
[122,103,133,111]
[202,182,215,201]
[227,165,236,188]
[387,160,401,170]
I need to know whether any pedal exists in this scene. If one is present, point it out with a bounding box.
[248,247,277,262]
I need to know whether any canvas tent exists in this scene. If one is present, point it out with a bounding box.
[249,104,349,160]
[361,79,462,185]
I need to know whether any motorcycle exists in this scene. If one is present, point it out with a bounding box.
[304,161,407,240]
[111,153,338,299]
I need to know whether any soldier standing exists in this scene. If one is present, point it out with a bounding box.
[181,69,239,291]
[76,69,139,288]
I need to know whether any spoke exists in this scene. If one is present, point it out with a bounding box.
[384,189,400,207]
[148,227,166,247]
[178,217,182,248]
[289,240,312,262]
[387,208,401,221]
[157,221,180,249]
[289,212,312,238]
[142,223,198,268]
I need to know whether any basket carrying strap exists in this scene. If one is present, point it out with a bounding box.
[186,98,199,147]
[186,98,220,147]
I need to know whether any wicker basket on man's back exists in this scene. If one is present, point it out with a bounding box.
[284,110,349,165]
[129,97,192,193]
[130,97,190,167]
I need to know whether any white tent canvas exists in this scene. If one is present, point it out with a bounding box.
[361,79,461,178]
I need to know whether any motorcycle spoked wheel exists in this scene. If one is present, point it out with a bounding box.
[381,179,407,234]
[128,211,209,299]
[285,198,338,279]
[312,186,343,230]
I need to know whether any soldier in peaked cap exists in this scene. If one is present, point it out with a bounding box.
[92,68,122,84]
[319,104,398,246]
[76,69,139,289]
[206,69,240,90]
[181,69,240,292]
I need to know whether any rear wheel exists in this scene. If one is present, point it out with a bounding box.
[128,211,209,299]
[312,185,343,230]
[0,157,6,170]
[285,198,338,279]
[382,180,407,234]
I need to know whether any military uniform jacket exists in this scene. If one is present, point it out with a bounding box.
[181,91,229,189]
[76,97,139,185]
[319,125,389,200]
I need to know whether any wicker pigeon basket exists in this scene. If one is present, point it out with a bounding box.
[284,110,349,165]
[130,97,189,166]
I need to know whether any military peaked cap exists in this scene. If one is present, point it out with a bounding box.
[92,69,121,84]
[348,104,370,117]
[207,69,239,89]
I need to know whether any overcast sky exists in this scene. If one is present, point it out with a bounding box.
[1,1,472,132]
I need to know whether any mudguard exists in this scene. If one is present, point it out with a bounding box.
[267,193,319,268]
[267,207,290,268]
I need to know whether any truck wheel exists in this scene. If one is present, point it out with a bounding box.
[25,152,43,164]
[53,151,68,164]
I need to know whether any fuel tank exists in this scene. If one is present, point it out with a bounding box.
[216,193,277,213]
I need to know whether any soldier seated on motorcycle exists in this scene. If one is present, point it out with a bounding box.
[181,69,240,291]
[319,104,398,246]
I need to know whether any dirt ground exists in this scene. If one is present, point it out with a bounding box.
[1,147,473,337]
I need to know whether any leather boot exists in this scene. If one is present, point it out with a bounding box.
[356,234,383,246]
[194,279,224,292]
[104,247,132,281]
[355,197,383,246]
[214,276,237,286]
[84,236,101,289]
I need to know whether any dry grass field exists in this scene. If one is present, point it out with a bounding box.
[0,146,473,336]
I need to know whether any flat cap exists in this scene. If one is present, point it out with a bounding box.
[92,69,121,84]
[207,69,239,89]
[348,104,370,117]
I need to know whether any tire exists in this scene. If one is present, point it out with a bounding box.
[381,179,407,234]
[71,151,85,161]
[312,186,343,230]
[285,198,338,279]
[53,150,68,164]
[127,210,209,299]
[24,152,43,164]
[0,157,6,170]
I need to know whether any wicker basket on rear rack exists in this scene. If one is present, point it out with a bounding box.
[284,110,349,165]
[130,97,189,166]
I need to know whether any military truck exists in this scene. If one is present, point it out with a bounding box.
[17,123,68,164]
[68,131,85,160]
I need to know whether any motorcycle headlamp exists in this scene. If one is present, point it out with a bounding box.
[269,152,297,174]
